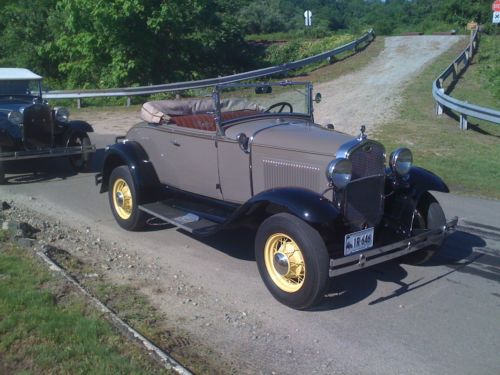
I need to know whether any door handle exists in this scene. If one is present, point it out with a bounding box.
[171,140,180,147]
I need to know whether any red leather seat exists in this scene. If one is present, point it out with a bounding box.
[169,110,261,132]
[170,114,216,131]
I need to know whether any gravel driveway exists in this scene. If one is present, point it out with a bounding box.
[314,35,463,135]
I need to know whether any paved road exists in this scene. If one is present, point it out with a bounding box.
[1,133,499,375]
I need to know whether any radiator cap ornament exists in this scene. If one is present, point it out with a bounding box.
[358,125,367,140]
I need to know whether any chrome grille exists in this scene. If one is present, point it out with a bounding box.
[348,141,385,180]
[340,140,386,229]
[344,175,385,229]
[263,159,320,191]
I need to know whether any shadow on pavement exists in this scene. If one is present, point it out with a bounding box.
[179,225,489,311]
[1,147,106,185]
[313,229,486,311]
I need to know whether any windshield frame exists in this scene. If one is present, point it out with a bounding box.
[213,81,313,135]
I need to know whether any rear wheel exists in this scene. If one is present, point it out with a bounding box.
[68,133,92,172]
[108,165,148,231]
[401,192,446,265]
[255,213,330,310]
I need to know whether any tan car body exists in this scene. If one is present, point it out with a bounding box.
[127,117,353,204]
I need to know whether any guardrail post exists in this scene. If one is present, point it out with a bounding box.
[436,88,445,116]
[460,114,468,130]
[126,97,131,107]
[77,98,81,109]
[453,62,458,80]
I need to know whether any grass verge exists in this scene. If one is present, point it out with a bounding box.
[0,237,171,374]
[373,38,500,200]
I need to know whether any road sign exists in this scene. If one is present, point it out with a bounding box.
[493,0,500,12]
[494,11,500,23]
[304,10,312,27]
[467,21,478,30]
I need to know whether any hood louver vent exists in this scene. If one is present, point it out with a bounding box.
[263,159,320,192]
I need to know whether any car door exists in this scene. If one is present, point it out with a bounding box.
[217,134,252,204]
[134,124,222,200]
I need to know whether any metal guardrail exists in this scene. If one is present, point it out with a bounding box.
[44,30,375,106]
[432,30,500,129]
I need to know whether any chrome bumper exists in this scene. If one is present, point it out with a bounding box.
[0,145,95,162]
[329,217,458,277]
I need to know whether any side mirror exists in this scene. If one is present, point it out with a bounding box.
[315,93,322,104]
[236,133,249,153]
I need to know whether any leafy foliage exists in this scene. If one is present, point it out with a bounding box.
[0,0,496,90]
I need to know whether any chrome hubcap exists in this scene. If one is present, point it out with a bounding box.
[273,252,289,276]
[115,191,124,207]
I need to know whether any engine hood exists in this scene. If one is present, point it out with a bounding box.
[226,119,354,157]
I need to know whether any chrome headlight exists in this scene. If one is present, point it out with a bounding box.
[7,111,23,126]
[390,148,413,176]
[55,107,70,123]
[326,158,352,189]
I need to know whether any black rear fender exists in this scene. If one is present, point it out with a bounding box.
[99,141,161,203]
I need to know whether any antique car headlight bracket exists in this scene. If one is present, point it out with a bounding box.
[326,158,352,190]
[7,111,23,126]
[390,147,413,176]
[54,107,70,123]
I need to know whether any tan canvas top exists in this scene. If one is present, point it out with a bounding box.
[141,98,263,124]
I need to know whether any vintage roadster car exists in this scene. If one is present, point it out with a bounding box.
[96,81,456,309]
[0,68,95,183]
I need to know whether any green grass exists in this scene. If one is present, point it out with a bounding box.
[295,36,384,84]
[452,34,500,106]
[0,243,171,374]
[373,38,500,200]
[45,246,222,374]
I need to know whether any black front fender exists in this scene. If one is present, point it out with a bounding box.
[228,187,343,241]
[99,141,161,203]
[385,166,449,235]
[62,120,94,146]
[408,166,449,201]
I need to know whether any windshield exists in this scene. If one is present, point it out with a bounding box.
[0,79,41,97]
[217,82,311,124]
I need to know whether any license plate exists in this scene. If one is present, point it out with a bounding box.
[344,227,374,256]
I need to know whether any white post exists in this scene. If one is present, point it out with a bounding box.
[460,114,468,130]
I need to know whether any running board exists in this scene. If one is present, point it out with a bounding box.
[139,201,220,235]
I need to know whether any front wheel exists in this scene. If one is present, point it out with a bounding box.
[255,213,330,310]
[68,133,92,172]
[108,165,148,231]
[401,192,446,265]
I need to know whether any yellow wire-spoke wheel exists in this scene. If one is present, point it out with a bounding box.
[264,233,306,293]
[112,178,133,220]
